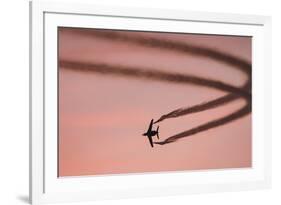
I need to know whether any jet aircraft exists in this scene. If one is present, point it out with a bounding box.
[142,119,159,147]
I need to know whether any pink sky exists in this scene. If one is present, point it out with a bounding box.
[58,28,252,177]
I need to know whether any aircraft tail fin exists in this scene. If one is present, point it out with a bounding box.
[157,126,160,139]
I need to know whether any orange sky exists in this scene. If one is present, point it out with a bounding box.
[58,28,252,177]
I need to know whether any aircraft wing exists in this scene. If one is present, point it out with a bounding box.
[147,119,154,133]
[148,135,154,147]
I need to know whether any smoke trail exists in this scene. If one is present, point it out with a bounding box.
[62,28,251,74]
[61,28,252,124]
[60,60,251,99]
[154,102,251,145]
[60,60,251,145]
[60,28,252,145]
[154,94,238,123]
[154,79,251,124]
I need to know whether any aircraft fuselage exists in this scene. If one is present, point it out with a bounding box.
[143,131,158,137]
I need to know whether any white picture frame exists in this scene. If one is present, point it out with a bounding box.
[30,1,272,204]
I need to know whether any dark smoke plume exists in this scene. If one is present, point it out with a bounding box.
[61,28,251,74]
[60,60,251,99]
[154,102,251,145]
[59,28,252,145]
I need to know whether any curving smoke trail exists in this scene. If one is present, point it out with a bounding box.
[154,94,239,124]
[60,60,250,99]
[61,28,252,123]
[154,102,251,145]
[62,28,251,74]
[60,59,251,145]
[153,75,251,124]
[59,28,252,145]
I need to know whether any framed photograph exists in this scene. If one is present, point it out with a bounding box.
[30,1,271,204]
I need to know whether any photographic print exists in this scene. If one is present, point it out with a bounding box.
[58,27,252,177]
